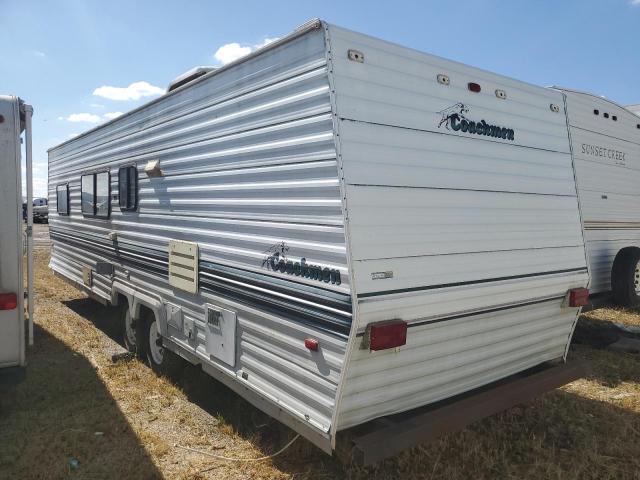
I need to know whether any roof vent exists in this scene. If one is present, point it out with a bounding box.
[168,66,216,92]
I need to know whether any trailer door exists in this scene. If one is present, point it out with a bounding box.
[0,96,25,368]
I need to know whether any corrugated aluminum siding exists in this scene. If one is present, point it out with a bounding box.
[49,26,348,436]
[327,24,588,429]
[562,89,640,293]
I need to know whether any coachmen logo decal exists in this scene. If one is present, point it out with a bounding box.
[262,242,341,285]
[437,103,515,141]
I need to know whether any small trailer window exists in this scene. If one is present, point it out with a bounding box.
[81,172,111,218]
[118,166,138,211]
[81,174,94,215]
[56,184,69,215]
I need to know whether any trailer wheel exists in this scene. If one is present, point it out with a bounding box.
[139,314,182,376]
[122,307,137,353]
[611,247,640,307]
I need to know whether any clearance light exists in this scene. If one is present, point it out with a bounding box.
[368,320,407,351]
[0,293,18,311]
[568,288,589,307]
[468,82,481,93]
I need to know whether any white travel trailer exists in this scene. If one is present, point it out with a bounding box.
[627,104,640,116]
[48,20,589,462]
[0,96,34,375]
[553,88,640,306]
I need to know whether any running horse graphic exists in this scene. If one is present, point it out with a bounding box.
[261,241,290,269]
[437,103,469,130]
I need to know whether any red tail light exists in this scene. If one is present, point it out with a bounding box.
[368,320,407,351]
[568,288,589,307]
[0,293,18,311]
[304,338,319,351]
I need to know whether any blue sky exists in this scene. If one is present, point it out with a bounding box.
[1,0,638,196]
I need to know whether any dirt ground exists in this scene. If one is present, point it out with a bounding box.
[0,234,639,479]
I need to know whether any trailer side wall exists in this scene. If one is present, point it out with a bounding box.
[48,27,349,447]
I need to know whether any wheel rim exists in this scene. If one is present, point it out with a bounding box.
[124,311,136,347]
[148,321,164,365]
[635,261,640,294]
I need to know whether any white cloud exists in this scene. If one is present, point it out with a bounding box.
[631,0,640,4]
[90,103,104,109]
[103,112,123,120]
[213,37,279,65]
[30,50,46,57]
[62,113,101,123]
[93,81,165,101]
[60,111,123,124]
[214,43,253,65]
[256,37,279,48]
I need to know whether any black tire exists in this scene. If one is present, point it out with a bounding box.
[138,313,183,376]
[611,247,640,307]
[122,306,137,353]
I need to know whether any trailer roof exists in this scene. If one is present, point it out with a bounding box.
[552,85,640,120]
[48,19,323,153]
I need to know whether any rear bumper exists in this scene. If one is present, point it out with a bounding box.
[342,359,586,465]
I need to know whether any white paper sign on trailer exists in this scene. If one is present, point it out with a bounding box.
[0,96,34,370]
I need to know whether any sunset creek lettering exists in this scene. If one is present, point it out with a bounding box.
[268,253,341,285]
[581,143,626,162]
[450,117,515,141]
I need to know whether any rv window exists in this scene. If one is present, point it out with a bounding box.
[56,185,69,215]
[81,172,111,218]
[95,172,110,218]
[118,166,138,211]
[81,174,94,215]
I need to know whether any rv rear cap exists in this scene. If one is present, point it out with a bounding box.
[168,66,217,92]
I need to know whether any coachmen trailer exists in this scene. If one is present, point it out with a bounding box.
[48,20,589,462]
[0,96,34,377]
[553,88,640,307]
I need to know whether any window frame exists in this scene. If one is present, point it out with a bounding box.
[118,165,138,212]
[80,170,111,219]
[56,184,70,215]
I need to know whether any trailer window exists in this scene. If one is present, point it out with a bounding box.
[118,166,138,211]
[96,172,110,218]
[81,174,94,215]
[81,172,111,218]
[56,185,69,215]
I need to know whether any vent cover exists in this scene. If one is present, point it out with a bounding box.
[168,240,199,293]
[204,304,237,366]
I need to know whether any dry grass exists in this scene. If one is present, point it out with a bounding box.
[0,248,639,479]
[582,306,640,328]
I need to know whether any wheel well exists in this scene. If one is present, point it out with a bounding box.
[137,304,156,324]
[614,246,640,261]
[115,293,128,309]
